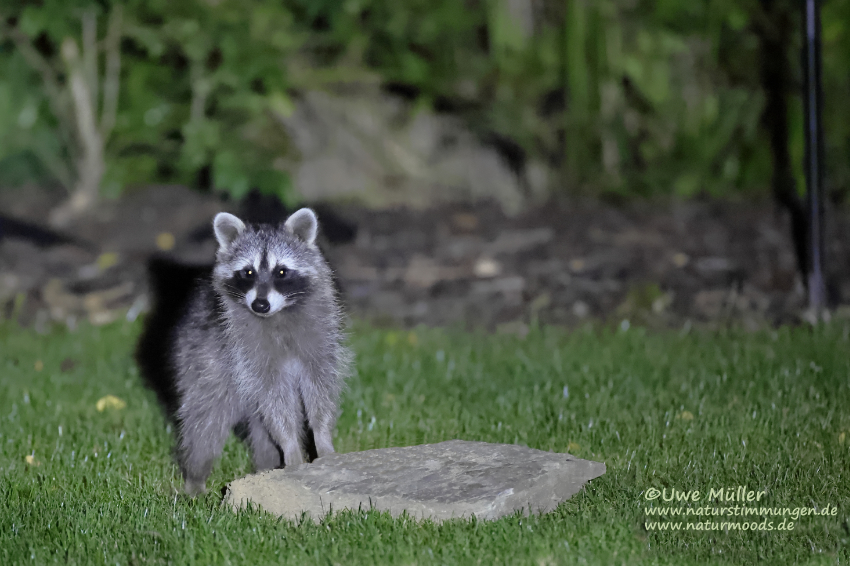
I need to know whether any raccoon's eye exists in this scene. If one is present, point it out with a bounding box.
[238,268,255,280]
[275,267,288,279]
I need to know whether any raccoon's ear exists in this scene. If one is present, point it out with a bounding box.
[284,208,318,244]
[213,213,246,249]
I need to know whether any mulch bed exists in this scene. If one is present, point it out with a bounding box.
[1,184,847,332]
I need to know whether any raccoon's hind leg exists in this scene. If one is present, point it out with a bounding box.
[248,414,282,471]
[177,392,241,495]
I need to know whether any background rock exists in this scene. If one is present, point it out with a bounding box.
[276,88,532,213]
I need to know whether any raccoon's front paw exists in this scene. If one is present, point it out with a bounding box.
[183,478,207,496]
[314,433,335,458]
[315,443,335,458]
[283,446,305,467]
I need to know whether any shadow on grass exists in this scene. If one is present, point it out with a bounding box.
[135,255,212,423]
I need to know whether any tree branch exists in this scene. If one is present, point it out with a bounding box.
[50,37,105,226]
[189,60,211,123]
[82,9,98,118]
[100,5,122,138]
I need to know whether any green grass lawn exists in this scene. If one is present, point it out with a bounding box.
[1,318,848,565]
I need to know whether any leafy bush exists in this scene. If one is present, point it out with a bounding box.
[0,0,301,208]
[0,0,848,204]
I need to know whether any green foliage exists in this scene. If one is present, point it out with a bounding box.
[0,29,70,188]
[116,0,302,200]
[0,0,300,201]
[263,0,850,199]
[1,0,849,200]
[0,319,849,563]
[547,0,768,195]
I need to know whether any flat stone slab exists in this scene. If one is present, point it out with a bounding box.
[224,440,606,522]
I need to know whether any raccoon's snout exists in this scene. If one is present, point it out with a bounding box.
[251,298,271,314]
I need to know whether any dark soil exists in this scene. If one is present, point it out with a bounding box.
[1,184,848,333]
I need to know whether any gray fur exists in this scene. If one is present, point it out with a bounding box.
[283,208,318,244]
[213,212,246,249]
[171,209,351,495]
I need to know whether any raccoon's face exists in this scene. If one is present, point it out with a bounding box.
[212,209,320,318]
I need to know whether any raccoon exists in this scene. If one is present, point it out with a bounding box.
[170,209,350,495]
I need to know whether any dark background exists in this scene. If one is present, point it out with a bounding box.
[0,0,848,331]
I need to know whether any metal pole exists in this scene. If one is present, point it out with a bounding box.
[803,0,827,314]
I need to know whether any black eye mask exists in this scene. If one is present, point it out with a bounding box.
[272,268,311,300]
[228,267,256,294]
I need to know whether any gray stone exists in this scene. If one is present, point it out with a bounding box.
[274,89,531,213]
[224,440,606,523]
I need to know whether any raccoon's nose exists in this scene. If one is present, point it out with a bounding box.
[251,299,270,314]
